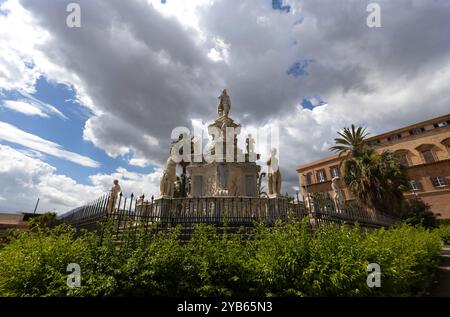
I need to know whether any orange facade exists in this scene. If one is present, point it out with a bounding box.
[296,114,450,218]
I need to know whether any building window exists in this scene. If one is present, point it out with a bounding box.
[434,121,449,128]
[316,170,326,183]
[330,166,340,178]
[339,189,346,200]
[304,173,312,185]
[431,176,446,187]
[410,127,424,136]
[421,150,436,164]
[368,140,380,147]
[409,180,419,191]
[388,134,401,142]
[396,152,411,166]
[442,138,450,153]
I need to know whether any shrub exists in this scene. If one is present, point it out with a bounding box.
[0,225,96,296]
[248,219,312,296]
[29,212,61,230]
[361,225,441,296]
[401,198,437,229]
[435,225,450,245]
[0,219,443,297]
[302,224,369,296]
[186,224,253,297]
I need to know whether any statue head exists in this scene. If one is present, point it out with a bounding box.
[113,179,119,185]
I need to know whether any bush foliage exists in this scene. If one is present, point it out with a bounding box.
[401,198,437,229]
[0,219,444,297]
[435,225,450,245]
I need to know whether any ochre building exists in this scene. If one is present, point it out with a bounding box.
[296,114,450,219]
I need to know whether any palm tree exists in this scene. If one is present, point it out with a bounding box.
[342,150,409,215]
[329,124,369,159]
[329,124,409,216]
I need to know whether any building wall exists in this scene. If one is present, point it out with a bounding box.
[297,114,450,218]
[403,160,450,218]
[0,213,29,238]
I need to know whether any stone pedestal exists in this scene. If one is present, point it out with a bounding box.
[157,195,173,199]
[267,195,289,217]
[268,193,284,199]
[187,161,260,197]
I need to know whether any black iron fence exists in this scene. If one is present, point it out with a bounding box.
[58,191,398,238]
[306,192,397,228]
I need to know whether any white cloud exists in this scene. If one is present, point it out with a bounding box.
[1,93,67,119]
[90,166,162,199]
[207,37,230,63]
[0,0,48,92]
[17,91,68,119]
[0,121,100,168]
[2,100,48,117]
[1,0,450,198]
[0,0,94,106]
[0,145,161,214]
[128,157,150,168]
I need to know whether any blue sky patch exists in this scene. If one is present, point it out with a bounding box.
[0,0,9,16]
[272,0,290,13]
[301,96,327,110]
[0,76,155,185]
[287,59,314,77]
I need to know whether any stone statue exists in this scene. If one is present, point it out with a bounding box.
[267,148,282,196]
[173,177,182,198]
[331,177,344,211]
[217,163,229,189]
[230,176,239,196]
[160,155,177,197]
[137,194,145,205]
[107,180,121,214]
[217,89,231,117]
[246,134,256,162]
[221,121,227,137]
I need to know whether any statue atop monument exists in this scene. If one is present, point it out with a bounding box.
[160,155,177,197]
[107,180,121,214]
[217,89,231,117]
[331,177,344,211]
[267,148,282,196]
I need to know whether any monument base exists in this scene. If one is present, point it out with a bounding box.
[157,195,173,200]
[268,194,286,199]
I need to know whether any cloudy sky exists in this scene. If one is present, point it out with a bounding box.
[0,0,449,214]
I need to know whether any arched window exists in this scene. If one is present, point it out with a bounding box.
[394,150,412,167]
[441,138,450,153]
[330,166,340,178]
[415,144,438,164]
[316,170,327,183]
[304,173,312,186]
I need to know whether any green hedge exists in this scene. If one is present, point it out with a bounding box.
[0,220,444,297]
[435,225,450,245]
